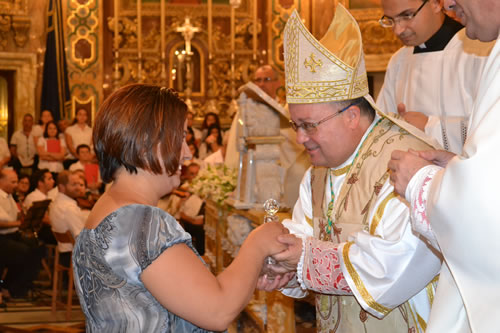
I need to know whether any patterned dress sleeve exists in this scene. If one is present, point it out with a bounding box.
[129,206,196,272]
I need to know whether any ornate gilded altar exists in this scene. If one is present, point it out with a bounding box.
[0,0,401,139]
[104,0,401,126]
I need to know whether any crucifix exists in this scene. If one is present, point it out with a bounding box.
[176,17,200,55]
[175,17,200,111]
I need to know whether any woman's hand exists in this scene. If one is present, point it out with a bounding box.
[248,222,289,258]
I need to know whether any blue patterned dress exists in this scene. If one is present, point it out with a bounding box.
[72,204,217,332]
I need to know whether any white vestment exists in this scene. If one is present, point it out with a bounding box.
[282,117,442,331]
[377,29,493,154]
[405,36,500,332]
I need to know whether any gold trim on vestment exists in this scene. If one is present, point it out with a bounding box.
[417,312,427,332]
[408,304,419,332]
[369,191,397,235]
[342,241,391,315]
[427,275,439,306]
[331,165,350,177]
[305,215,313,228]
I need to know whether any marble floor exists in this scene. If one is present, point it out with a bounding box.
[0,283,315,333]
[0,287,85,333]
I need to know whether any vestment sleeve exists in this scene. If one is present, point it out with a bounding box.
[280,168,313,298]
[339,179,442,318]
[405,164,442,250]
[425,115,467,154]
[376,52,399,115]
[300,237,352,295]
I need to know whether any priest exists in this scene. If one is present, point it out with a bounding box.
[377,0,493,154]
[388,0,500,331]
[225,65,309,208]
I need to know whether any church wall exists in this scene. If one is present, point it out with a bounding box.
[0,0,47,135]
[1,0,398,135]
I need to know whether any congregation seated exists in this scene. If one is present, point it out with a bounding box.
[49,170,88,268]
[0,169,42,298]
[23,169,58,246]
[12,174,30,210]
[23,169,56,212]
[69,144,102,194]
[72,169,99,210]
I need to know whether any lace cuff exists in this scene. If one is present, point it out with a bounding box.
[296,237,307,290]
[406,164,442,249]
[300,237,352,295]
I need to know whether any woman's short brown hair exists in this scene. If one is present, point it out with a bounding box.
[93,84,187,183]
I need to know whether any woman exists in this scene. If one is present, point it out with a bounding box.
[32,110,54,146]
[13,174,30,210]
[37,121,66,175]
[200,112,222,141]
[198,124,222,160]
[65,108,93,168]
[73,84,291,332]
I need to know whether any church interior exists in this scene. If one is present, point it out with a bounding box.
[0,0,407,331]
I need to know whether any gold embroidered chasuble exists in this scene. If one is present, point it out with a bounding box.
[310,115,436,332]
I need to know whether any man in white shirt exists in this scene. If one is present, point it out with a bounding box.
[23,169,56,212]
[377,0,493,154]
[0,169,40,298]
[10,114,37,174]
[23,169,57,246]
[388,0,500,331]
[49,170,88,267]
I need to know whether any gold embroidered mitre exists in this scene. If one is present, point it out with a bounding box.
[284,5,369,104]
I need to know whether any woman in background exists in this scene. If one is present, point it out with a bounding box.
[32,110,54,146]
[200,112,222,141]
[73,84,292,332]
[13,174,30,210]
[65,108,93,168]
[198,124,222,160]
[37,121,66,177]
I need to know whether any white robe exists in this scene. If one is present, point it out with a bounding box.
[225,108,309,208]
[406,36,500,332]
[282,117,442,331]
[377,29,493,154]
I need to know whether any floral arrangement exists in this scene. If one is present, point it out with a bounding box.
[190,164,237,206]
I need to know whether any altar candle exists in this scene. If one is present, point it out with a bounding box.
[137,0,142,81]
